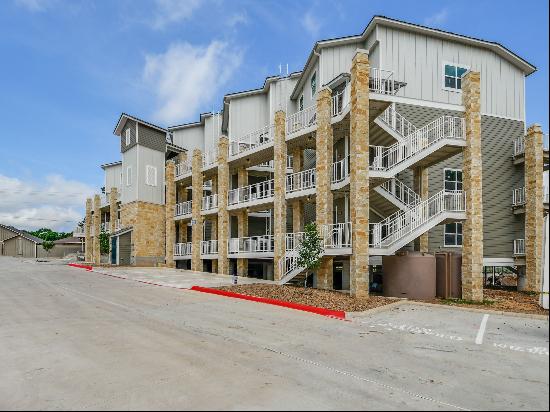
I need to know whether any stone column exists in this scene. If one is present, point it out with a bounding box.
[292,147,304,233]
[316,87,334,290]
[237,167,248,277]
[109,188,118,234]
[85,198,92,262]
[177,186,188,243]
[523,124,544,292]
[217,137,230,275]
[165,161,176,268]
[461,71,484,302]
[413,166,429,252]
[191,149,203,272]
[93,194,101,265]
[210,216,218,273]
[349,50,370,298]
[273,110,287,281]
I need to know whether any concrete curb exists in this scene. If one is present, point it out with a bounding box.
[348,300,549,321]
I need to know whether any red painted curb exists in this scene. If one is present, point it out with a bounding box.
[67,263,93,271]
[190,286,346,320]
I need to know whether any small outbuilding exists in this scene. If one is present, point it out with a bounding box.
[0,224,47,258]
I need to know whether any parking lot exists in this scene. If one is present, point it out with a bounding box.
[1,257,548,410]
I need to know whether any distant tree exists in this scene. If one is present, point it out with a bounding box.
[30,228,72,242]
[42,240,55,254]
[296,223,324,287]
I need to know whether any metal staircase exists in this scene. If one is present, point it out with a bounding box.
[372,177,421,215]
[373,103,417,143]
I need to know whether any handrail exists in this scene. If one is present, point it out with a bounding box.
[228,235,274,254]
[331,156,350,184]
[228,179,274,206]
[286,104,317,135]
[174,242,192,256]
[514,134,550,156]
[512,187,526,206]
[331,83,351,117]
[175,200,192,217]
[201,194,218,211]
[371,115,465,172]
[379,177,421,208]
[370,190,465,248]
[379,103,417,138]
[513,239,525,256]
[229,124,275,157]
[175,160,192,177]
[200,240,218,255]
[370,68,398,95]
[202,148,218,168]
[286,168,316,194]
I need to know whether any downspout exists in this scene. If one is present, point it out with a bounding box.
[313,47,322,87]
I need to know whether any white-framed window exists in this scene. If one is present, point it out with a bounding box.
[444,168,463,247]
[126,166,132,186]
[125,128,131,145]
[310,71,317,98]
[444,168,463,191]
[146,165,157,186]
[299,94,304,111]
[442,62,469,91]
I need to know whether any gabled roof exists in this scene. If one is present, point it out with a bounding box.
[0,225,43,244]
[291,15,537,99]
[167,112,218,131]
[53,236,82,244]
[100,161,122,170]
[114,113,167,136]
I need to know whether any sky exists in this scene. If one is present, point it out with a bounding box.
[0,0,548,231]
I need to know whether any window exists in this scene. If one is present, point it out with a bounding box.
[444,168,462,191]
[299,94,304,111]
[443,63,469,91]
[310,71,317,97]
[444,223,463,247]
[126,166,132,186]
[146,165,157,186]
[444,168,463,246]
[125,128,131,145]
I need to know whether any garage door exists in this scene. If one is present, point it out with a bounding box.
[119,231,132,266]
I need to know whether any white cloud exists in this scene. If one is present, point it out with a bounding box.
[424,9,449,27]
[227,11,248,28]
[302,11,322,37]
[0,174,95,232]
[143,40,243,124]
[15,0,56,12]
[152,0,203,30]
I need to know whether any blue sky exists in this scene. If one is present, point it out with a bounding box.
[0,0,548,231]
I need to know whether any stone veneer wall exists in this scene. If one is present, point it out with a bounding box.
[85,198,92,262]
[273,111,287,281]
[524,124,544,292]
[191,149,203,271]
[120,201,166,266]
[461,71,484,302]
[349,50,370,298]
[165,161,176,268]
[93,194,101,265]
[217,137,230,275]
[237,167,248,276]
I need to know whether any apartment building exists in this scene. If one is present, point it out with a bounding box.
[83,16,549,300]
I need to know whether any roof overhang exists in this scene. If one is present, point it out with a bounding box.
[114,113,167,136]
[100,161,122,170]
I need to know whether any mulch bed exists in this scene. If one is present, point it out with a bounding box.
[216,284,398,312]
[427,288,549,316]
[216,284,549,315]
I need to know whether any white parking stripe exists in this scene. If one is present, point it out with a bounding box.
[475,314,490,345]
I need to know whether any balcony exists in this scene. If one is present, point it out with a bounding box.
[512,186,549,213]
[73,226,85,238]
[331,83,350,119]
[200,240,218,257]
[228,235,274,258]
[228,179,274,210]
[370,68,404,95]
[174,242,192,258]
[202,149,218,171]
[286,104,317,137]
[100,191,120,207]
[175,200,192,219]
[201,194,218,215]
[321,222,353,254]
[175,160,192,179]
[286,168,316,200]
[513,239,525,256]
[229,124,275,159]
[331,156,350,189]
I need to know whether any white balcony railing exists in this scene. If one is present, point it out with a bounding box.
[370,68,399,95]
[175,160,192,178]
[175,200,192,217]
[514,239,525,256]
[380,178,421,208]
[371,116,465,172]
[286,168,316,194]
[254,155,293,170]
[228,235,274,255]
[201,194,218,212]
[514,134,550,156]
[370,190,465,249]
[512,187,526,206]
[202,148,218,169]
[331,83,351,117]
[174,242,192,257]
[200,240,218,255]
[228,179,274,206]
[229,124,275,157]
[320,222,353,249]
[286,104,317,135]
[285,232,305,251]
[379,103,417,138]
[331,156,350,184]
[74,226,85,236]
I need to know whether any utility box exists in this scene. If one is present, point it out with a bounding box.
[382,251,436,299]
[435,252,462,299]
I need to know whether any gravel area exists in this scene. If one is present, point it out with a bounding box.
[217,285,549,315]
[216,284,399,312]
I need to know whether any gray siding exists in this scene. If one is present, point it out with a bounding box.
[138,124,166,153]
[121,120,137,153]
[0,226,18,242]
[137,145,165,205]
[2,236,36,258]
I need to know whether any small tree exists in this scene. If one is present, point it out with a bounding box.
[99,231,110,255]
[296,222,324,288]
[42,240,55,255]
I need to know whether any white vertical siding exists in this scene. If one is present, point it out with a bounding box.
[376,26,525,119]
[121,146,138,204]
[137,145,165,205]
[172,125,205,153]
[228,93,268,139]
[320,44,356,85]
[203,114,222,154]
[268,77,298,122]
[104,164,122,194]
